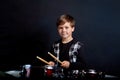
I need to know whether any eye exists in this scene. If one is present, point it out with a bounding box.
[65,26,69,29]
[58,27,63,29]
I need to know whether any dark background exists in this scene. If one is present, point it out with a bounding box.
[0,0,120,77]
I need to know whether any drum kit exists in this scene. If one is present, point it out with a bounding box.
[1,52,118,80]
[42,66,105,79]
[35,52,105,79]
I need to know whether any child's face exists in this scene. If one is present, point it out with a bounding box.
[57,22,75,40]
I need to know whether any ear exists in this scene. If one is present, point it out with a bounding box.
[72,27,75,32]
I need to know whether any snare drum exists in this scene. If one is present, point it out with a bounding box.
[44,65,54,77]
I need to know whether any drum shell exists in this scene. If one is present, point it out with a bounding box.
[44,65,54,77]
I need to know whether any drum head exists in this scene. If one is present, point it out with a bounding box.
[44,65,54,69]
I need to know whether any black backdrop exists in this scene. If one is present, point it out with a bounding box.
[0,0,120,77]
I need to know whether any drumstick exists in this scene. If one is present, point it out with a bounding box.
[48,52,62,64]
[36,56,49,65]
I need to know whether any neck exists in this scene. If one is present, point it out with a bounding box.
[62,37,73,44]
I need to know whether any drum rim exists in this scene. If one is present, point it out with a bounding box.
[44,65,54,69]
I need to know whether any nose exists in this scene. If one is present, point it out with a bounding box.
[62,28,66,32]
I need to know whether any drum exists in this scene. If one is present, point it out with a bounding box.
[44,65,54,77]
[83,69,104,79]
[71,70,80,78]
[67,70,81,79]
[21,64,31,78]
[53,67,64,78]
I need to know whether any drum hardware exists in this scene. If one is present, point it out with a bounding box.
[70,70,80,78]
[53,67,64,78]
[21,64,31,78]
[66,69,84,79]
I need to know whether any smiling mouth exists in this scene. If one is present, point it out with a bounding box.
[62,34,67,36]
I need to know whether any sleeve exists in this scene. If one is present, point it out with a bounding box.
[69,43,87,70]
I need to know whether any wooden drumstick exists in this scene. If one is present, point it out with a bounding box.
[48,52,62,64]
[36,56,49,65]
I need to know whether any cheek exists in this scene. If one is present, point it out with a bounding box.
[58,30,62,35]
[68,29,74,33]
[58,29,61,33]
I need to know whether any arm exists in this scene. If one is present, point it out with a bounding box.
[69,44,87,70]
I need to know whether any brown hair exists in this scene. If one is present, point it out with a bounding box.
[56,14,75,27]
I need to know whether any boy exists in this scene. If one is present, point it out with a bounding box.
[48,14,86,77]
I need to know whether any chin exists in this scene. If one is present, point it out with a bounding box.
[62,36,68,39]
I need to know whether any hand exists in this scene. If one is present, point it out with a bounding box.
[61,60,70,68]
[48,61,55,66]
